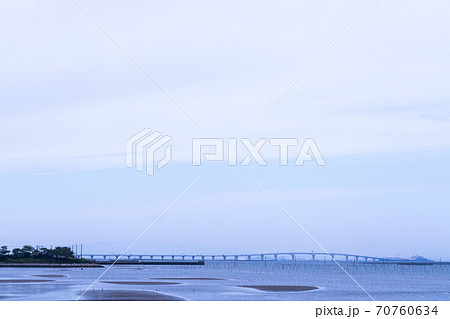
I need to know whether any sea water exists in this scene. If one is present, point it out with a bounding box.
[0,261,449,301]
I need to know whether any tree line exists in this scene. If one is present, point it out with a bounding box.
[0,245,75,262]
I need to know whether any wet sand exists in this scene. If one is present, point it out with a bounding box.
[152,277,224,281]
[0,263,102,268]
[239,285,318,292]
[81,289,184,301]
[0,279,55,283]
[101,281,180,285]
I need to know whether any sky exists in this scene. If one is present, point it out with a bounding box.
[1,0,449,259]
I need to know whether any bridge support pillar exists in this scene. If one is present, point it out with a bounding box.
[345,255,349,262]
[312,254,316,261]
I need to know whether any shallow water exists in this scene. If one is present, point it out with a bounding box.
[0,261,449,301]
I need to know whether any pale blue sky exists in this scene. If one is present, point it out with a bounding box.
[1,0,449,259]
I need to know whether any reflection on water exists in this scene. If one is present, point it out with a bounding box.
[0,261,449,301]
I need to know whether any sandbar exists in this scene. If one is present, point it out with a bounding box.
[81,289,183,301]
[238,285,318,292]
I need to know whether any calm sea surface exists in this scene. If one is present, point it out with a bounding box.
[1,261,449,301]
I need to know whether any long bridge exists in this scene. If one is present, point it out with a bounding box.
[76,252,385,262]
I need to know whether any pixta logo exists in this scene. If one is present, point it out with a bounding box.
[126,128,172,176]
[127,129,325,176]
[192,138,325,166]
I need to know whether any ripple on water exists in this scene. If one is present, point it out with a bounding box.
[238,285,318,292]
[0,279,55,283]
[151,277,224,281]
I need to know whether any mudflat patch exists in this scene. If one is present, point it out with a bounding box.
[238,285,318,292]
[33,274,66,278]
[0,279,55,283]
[81,289,183,301]
[100,281,180,286]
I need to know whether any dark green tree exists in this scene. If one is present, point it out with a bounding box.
[38,247,50,257]
[12,248,23,258]
[0,246,10,260]
[0,246,9,256]
[50,246,74,259]
[21,245,35,257]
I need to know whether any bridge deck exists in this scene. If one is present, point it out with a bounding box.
[76,252,385,262]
